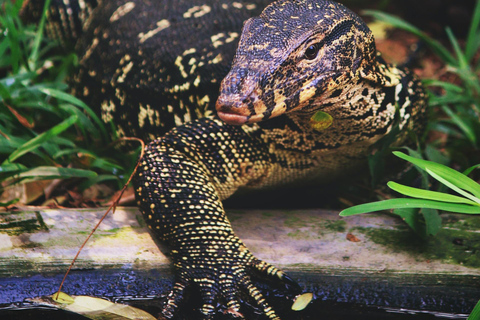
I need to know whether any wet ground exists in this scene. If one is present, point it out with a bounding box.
[0,269,477,319]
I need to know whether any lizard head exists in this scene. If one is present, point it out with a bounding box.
[216,0,400,125]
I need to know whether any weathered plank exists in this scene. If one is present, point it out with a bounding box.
[1,207,479,276]
[1,207,479,313]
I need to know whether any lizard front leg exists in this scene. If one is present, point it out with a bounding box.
[134,118,298,319]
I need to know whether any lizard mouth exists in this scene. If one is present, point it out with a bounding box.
[217,110,249,125]
[217,73,339,126]
[216,92,260,125]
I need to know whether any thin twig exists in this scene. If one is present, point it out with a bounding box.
[55,137,145,299]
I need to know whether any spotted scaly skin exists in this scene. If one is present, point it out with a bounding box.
[24,0,427,318]
[136,118,295,319]
[137,2,426,319]
[137,1,426,318]
[69,0,272,141]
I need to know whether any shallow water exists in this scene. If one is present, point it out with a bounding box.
[0,299,469,320]
[0,269,476,319]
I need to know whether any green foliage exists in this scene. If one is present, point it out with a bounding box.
[343,3,480,236]
[340,151,480,236]
[469,300,480,320]
[0,0,137,206]
[364,1,480,150]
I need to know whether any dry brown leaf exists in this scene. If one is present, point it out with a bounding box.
[346,233,361,242]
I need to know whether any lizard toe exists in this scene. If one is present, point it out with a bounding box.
[240,276,281,320]
[251,258,301,293]
[162,278,188,319]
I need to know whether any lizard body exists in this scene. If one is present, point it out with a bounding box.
[22,0,427,318]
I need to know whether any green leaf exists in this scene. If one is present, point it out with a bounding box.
[393,208,423,235]
[0,198,20,207]
[463,164,480,177]
[423,79,464,93]
[387,181,479,206]
[77,174,121,191]
[339,198,480,216]
[465,0,480,62]
[468,300,480,320]
[52,292,75,305]
[424,144,449,166]
[29,0,52,70]
[445,27,467,69]
[38,88,108,141]
[0,163,28,173]
[16,166,97,179]
[426,169,480,205]
[393,151,480,199]
[3,114,78,164]
[421,208,442,236]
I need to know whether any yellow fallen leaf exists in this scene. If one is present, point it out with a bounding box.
[51,291,75,304]
[291,292,313,311]
[32,294,157,320]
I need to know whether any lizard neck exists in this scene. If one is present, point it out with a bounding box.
[259,75,401,153]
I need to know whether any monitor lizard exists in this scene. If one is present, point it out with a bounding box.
[21,0,427,318]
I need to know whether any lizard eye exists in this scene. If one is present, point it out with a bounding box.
[304,43,320,60]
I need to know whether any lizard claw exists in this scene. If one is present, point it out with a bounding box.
[162,279,188,318]
[160,251,293,319]
[251,258,301,293]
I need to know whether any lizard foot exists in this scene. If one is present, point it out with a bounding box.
[162,246,299,319]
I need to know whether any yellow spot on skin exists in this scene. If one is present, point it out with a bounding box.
[197,95,210,109]
[209,53,223,64]
[225,32,239,44]
[175,56,188,78]
[298,85,317,104]
[110,2,135,22]
[183,5,211,19]
[101,100,116,123]
[253,99,268,118]
[117,61,133,83]
[138,19,171,43]
[183,48,196,55]
[211,33,225,48]
[81,38,99,63]
[138,104,155,128]
[193,75,201,87]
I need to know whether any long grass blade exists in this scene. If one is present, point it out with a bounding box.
[464,164,480,177]
[339,198,480,216]
[39,88,108,141]
[29,0,53,69]
[445,27,468,69]
[387,181,480,206]
[3,114,78,164]
[17,166,97,179]
[0,8,21,74]
[466,0,480,62]
[426,169,480,205]
[394,151,480,199]
[0,163,28,173]
[440,105,477,145]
